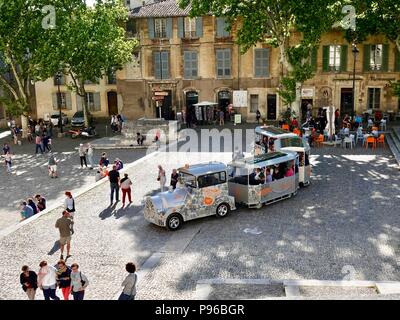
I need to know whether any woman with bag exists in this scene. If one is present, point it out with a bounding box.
[37,261,60,300]
[70,263,89,300]
[120,173,132,208]
[118,262,137,300]
[56,260,72,300]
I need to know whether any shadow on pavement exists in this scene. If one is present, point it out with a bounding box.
[47,240,60,256]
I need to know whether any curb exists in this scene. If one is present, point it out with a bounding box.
[0,150,159,240]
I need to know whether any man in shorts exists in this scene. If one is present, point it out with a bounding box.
[48,152,58,178]
[55,210,73,260]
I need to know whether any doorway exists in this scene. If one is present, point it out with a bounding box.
[218,91,231,119]
[340,88,354,117]
[186,91,198,125]
[107,91,118,116]
[267,94,277,120]
[161,90,172,120]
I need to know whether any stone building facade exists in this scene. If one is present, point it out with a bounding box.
[117,0,400,123]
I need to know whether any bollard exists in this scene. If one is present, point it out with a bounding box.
[105,125,108,137]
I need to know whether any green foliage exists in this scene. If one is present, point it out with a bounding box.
[391,81,400,98]
[279,106,297,124]
[278,77,296,108]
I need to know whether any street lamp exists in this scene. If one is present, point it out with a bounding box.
[55,71,63,133]
[352,42,359,118]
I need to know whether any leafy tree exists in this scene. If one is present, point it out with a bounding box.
[0,0,78,132]
[39,0,137,127]
[179,0,343,117]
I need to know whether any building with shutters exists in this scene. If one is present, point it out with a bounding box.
[31,0,400,123]
[119,0,400,122]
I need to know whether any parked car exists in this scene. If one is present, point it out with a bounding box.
[71,111,93,127]
[50,113,68,126]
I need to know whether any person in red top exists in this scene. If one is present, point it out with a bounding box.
[291,117,299,130]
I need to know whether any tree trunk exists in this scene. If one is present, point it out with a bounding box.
[20,114,28,138]
[79,84,90,128]
[396,35,400,54]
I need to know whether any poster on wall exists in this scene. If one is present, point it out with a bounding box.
[233,90,248,107]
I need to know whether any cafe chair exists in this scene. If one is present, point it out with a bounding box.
[377,134,385,148]
[365,136,377,149]
[367,119,373,128]
[293,128,301,136]
[343,135,355,149]
[334,135,342,147]
[282,124,290,131]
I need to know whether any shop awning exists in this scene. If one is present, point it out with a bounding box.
[192,101,218,107]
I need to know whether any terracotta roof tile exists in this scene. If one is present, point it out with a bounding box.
[131,0,192,18]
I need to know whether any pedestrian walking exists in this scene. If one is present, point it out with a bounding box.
[157,165,166,192]
[170,169,178,190]
[20,201,34,221]
[27,198,39,215]
[120,173,132,208]
[87,143,94,169]
[219,110,225,126]
[256,110,261,124]
[64,191,76,217]
[37,261,60,300]
[55,210,73,260]
[3,143,10,154]
[20,265,38,300]
[42,134,51,152]
[56,260,72,300]
[35,194,46,212]
[70,264,89,300]
[118,262,137,300]
[109,165,120,205]
[2,151,12,174]
[48,152,58,178]
[79,144,88,169]
[35,135,44,155]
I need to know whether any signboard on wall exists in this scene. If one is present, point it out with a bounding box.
[233,90,248,107]
[301,88,315,98]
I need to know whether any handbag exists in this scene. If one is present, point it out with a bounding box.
[79,272,86,287]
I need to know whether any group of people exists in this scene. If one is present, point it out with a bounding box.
[249,161,295,185]
[96,152,124,182]
[20,260,137,301]
[110,114,125,133]
[20,195,47,221]
[157,165,179,192]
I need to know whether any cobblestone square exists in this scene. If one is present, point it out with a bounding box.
[0,144,399,300]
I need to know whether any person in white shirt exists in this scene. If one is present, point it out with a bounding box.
[120,173,133,208]
[87,143,94,169]
[37,261,60,300]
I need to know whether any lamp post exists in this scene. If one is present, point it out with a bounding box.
[352,42,359,118]
[55,71,63,134]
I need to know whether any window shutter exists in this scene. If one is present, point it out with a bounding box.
[395,50,400,72]
[340,45,348,72]
[147,18,155,39]
[153,52,161,79]
[184,51,190,78]
[311,47,318,72]
[161,51,169,79]
[216,17,224,37]
[264,48,270,77]
[382,44,389,72]
[192,51,198,77]
[363,44,371,72]
[322,46,330,72]
[66,92,72,110]
[94,93,101,111]
[75,95,80,111]
[195,17,203,38]
[166,18,173,39]
[52,93,58,110]
[177,17,184,38]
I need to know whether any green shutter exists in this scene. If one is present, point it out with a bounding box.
[382,44,389,72]
[363,44,371,72]
[153,52,161,79]
[166,18,173,39]
[177,17,184,38]
[395,50,400,72]
[195,17,203,38]
[311,47,318,72]
[147,18,155,39]
[66,92,72,110]
[322,46,330,72]
[340,45,348,72]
